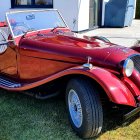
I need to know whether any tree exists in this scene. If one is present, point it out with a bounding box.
[136,0,140,19]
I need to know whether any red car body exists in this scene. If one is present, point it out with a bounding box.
[0,9,140,138]
[1,26,140,107]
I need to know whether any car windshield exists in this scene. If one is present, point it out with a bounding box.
[6,10,67,37]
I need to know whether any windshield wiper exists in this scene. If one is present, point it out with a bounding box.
[50,26,66,32]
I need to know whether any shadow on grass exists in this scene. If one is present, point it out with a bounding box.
[0,89,139,140]
[97,106,140,139]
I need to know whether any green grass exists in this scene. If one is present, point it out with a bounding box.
[0,89,140,140]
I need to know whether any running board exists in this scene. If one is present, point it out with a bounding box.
[124,106,140,120]
[0,76,21,88]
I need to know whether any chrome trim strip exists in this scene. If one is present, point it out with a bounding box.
[127,54,140,59]
[129,54,140,72]
[122,54,140,76]
[122,58,134,77]
[0,77,21,88]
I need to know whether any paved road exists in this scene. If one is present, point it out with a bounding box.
[82,20,140,47]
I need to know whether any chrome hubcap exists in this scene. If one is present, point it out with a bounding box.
[68,89,83,128]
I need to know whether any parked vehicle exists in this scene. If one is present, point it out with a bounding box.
[0,10,140,138]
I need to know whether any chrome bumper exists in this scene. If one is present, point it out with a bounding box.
[124,106,140,120]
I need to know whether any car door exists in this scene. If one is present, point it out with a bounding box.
[0,27,17,77]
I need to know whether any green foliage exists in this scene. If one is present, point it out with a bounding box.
[136,0,140,19]
[0,89,140,140]
[137,40,140,44]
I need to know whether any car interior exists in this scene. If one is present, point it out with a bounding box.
[0,23,10,41]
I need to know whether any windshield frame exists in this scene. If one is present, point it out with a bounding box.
[6,9,68,38]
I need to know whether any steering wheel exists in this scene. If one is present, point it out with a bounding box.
[0,29,8,41]
[13,22,29,36]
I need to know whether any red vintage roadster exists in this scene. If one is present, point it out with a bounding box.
[0,10,140,138]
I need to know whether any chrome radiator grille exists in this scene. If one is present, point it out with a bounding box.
[130,55,140,73]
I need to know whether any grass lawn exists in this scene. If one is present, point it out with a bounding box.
[0,89,140,140]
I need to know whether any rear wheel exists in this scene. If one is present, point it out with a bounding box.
[66,78,103,138]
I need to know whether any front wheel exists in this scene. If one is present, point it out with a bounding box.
[66,78,103,138]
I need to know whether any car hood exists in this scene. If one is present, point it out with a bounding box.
[20,31,137,71]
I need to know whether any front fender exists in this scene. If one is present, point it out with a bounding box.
[6,65,136,107]
[84,67,136,107]
[30,65,136,107]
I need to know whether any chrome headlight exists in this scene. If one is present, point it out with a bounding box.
[123,59,134,77]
